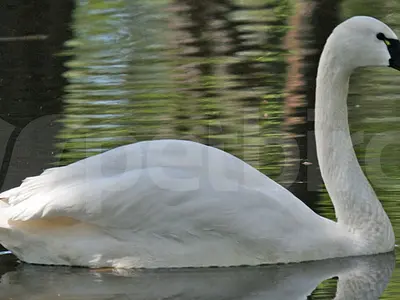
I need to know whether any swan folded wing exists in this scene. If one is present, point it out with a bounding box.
[3,176,320,250]
[0,199,11,229]
[1,140,317,235]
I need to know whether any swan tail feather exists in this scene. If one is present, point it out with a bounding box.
[0,167,61,206]
[0,187,20,203]
[0,199,10,229]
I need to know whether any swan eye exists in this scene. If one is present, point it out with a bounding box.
[377,32,386,40]
[377,33,392,46]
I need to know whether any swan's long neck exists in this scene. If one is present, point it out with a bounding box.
[315,41,394,246]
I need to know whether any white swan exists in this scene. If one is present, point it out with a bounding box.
[0,16,399,269]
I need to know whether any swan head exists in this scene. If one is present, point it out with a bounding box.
[326,16,400,71]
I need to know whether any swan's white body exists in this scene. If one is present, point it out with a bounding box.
[0,16,398,268]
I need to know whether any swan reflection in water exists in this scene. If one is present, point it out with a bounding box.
[0,252,394,300]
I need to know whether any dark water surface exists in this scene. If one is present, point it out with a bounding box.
[0,252,396,299]
[1,0,400,299]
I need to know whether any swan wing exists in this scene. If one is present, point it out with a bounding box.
[1,140,319,235]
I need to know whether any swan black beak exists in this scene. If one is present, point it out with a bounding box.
[388,39,400,71]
